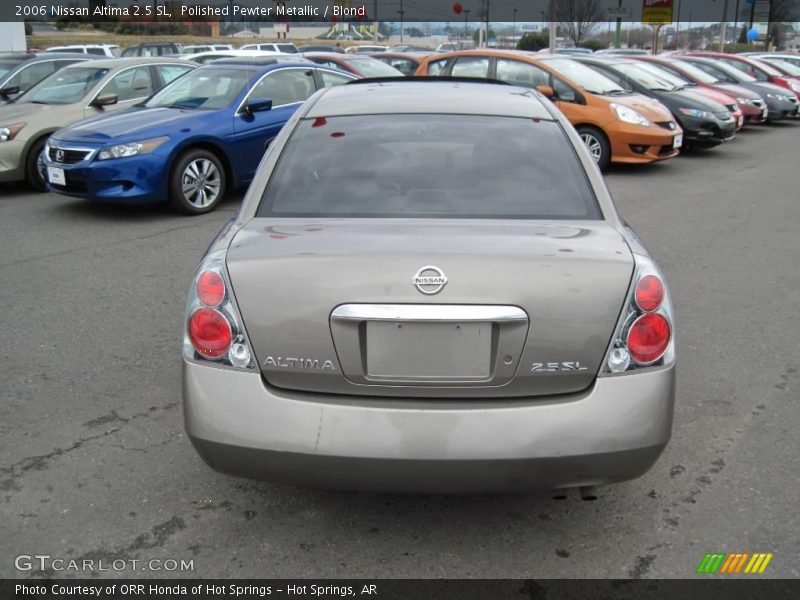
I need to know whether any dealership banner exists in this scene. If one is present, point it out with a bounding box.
[2,580,800,600]
[3,0,800,23]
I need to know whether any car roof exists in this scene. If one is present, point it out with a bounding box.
[64,57,190,69]
[208,57,311,67]
[370,52,429,59]
[306,80,554,119]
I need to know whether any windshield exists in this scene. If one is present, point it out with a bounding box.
[347,58,403,77]
[699,60,756,82]
[761,58,800,76]
[636,62,691,87]
[547,58,626,94]
[20,67,109,104]
[258,114,600,220]
[667,59,720,84]
[614,63,677,91]
[748,59,783,77]
[145,67,251,110]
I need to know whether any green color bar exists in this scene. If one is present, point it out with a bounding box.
[697,553,726,574]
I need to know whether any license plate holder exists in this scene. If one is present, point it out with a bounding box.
[366,321,491,381]
[673,133,683,149]
[47,166,66,186]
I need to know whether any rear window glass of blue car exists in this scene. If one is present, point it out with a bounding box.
[257,114,601,220]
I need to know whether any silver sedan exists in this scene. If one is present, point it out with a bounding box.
[182,80,676,493]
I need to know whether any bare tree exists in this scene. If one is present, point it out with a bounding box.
[553,0,603,47]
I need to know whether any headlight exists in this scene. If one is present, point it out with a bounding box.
[678,108,713,119]
[788,81,800,93]
[610,103,652,126]
[748,97,765,105]
[97,136,168,161]
[0,122,25,142]
[765,93,791,101]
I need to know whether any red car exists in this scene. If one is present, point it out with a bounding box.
[301,52,403,78]
[684,52,800,100]
[634,56,767,126]
[632,60,745,130]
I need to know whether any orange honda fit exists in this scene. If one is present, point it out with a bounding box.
[416,50,683,170]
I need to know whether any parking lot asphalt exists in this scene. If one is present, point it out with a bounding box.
[2,122,799,579]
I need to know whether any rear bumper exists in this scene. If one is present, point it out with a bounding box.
[183,359,676,492]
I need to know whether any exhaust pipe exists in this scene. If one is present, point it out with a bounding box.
[579,485,598,501]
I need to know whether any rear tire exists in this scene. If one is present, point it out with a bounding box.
[25,137,48,191]
[169,149,227,215]
[576,126,610,171]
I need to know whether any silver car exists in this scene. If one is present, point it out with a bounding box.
[0,58,194,189]
[183,80,676,494]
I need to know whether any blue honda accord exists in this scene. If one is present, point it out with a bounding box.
[44,57,356,214]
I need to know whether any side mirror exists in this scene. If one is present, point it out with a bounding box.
[91,93,118,108]
[244,97,273,115]
[536,85,556,99]
[0,86,20,98]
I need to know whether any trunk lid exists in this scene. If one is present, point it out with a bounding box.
[226,219,633,398]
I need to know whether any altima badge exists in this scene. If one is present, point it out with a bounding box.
[412,265,447,295]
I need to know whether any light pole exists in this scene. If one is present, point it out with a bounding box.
[464,9,470,44]
[615,0,623,48]
[512,8,517,49]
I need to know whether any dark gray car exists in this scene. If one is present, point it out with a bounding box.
[182,80,676,493]
[0,52,96,102]
[680,56,799,121]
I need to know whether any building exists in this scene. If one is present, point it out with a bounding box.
[0,22,26,52]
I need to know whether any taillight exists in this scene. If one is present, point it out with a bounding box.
[188,308,231,358]
[196,270,225,307]
[601,252,675,375]
[634,275,664,312]
[183,248,255,370]
[627,313,671,364]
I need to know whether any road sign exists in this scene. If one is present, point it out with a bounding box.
[607,7,632,18]
[642,0,673,25]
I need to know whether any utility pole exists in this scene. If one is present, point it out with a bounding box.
[512,8,517,49]
[373,0,378,43]
[719,0,729,52]
[398,0,404,43]
[615,0,623,48]
[464,9,470,44]
[549,0,556,53]
[485,0,490,48]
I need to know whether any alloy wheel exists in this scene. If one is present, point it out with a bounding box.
[181,159,222,208]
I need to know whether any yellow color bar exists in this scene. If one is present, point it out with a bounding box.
[758,553,773,574]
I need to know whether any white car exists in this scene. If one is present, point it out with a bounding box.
[239,43,299,54]
[181,49,285,65]
[45,44,120,58]
[181,44,234,54]
[344,45,389,54]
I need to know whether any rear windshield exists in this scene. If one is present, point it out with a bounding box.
[257,114,600,220]
[348,58,403,77]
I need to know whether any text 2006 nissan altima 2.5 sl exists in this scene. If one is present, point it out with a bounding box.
[183,80,676,494]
